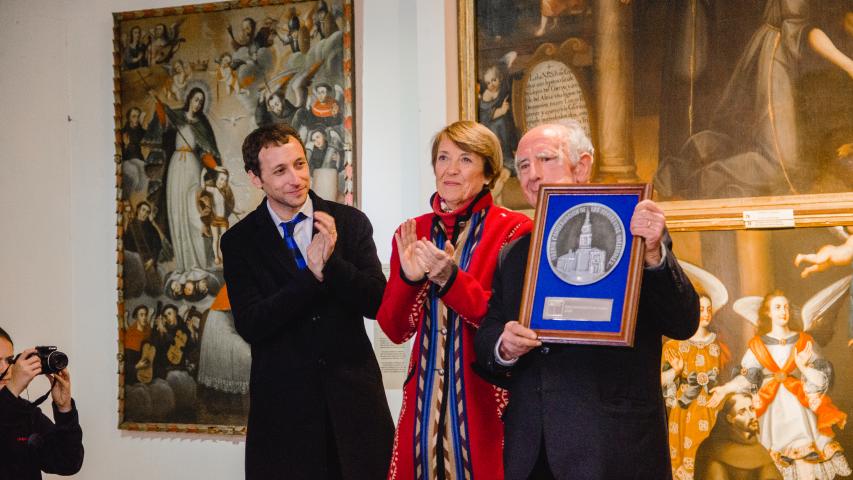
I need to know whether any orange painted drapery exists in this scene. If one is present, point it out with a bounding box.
[210,284,231,311]
[748,333,847,437]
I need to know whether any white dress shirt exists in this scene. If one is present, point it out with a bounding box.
[266,197,314,261]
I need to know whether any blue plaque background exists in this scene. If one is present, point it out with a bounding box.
[529,193,641,333]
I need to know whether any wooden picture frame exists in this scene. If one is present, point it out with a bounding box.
[113,0,355,434]
[458,0,853,225]
[519,184,651,346]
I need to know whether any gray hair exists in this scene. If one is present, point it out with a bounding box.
[514,119,594,171]
[554,119,594,165]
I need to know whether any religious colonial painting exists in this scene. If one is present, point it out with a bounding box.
[462,0,853,210]
[113,0,355,433]
[665,226,852,480]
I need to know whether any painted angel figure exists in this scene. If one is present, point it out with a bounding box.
[147,20,185,66]
[708,290,850,480]
[661,261,731,480]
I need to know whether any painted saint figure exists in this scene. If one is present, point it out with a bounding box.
[694,393,782,480]
[655,0,853,199]
[149,86,221,274]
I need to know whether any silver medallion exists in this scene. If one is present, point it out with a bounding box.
[546,202,625,285]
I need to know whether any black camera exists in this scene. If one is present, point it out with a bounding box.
[15,346,69,375]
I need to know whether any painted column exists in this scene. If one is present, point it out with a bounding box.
[594,0,638,182]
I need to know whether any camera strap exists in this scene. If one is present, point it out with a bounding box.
[0,363,56,407]
[30,381,55,407]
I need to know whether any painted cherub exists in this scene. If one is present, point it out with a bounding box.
[215,52,239,97]
[795,227,853,278]
[166,59,191,102]
[199,167,236,265]
[794,226,853,348]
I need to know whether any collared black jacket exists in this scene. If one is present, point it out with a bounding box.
[222,190,393,479]
[475,234,699,480]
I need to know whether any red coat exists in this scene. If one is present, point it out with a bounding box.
[378,192,531,479]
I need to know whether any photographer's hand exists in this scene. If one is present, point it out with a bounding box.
[7,348,41,397]
[48,368,72,413]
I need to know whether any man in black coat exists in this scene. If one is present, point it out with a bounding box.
[222,124,393,479]
[474,121,700,479]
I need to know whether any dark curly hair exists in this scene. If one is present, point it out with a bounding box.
[241,123,306,177]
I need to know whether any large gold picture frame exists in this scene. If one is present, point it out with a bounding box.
[457,0,853,226]
[113,0,355,434]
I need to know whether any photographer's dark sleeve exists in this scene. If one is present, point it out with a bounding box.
[36,399,84,475]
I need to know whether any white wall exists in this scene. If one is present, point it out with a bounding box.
[0,0,74,405]
[0,0,452,478]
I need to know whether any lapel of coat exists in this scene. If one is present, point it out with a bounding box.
[309,189,330,235]
[252,198,300,277]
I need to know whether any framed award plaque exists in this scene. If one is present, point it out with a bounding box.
[519,184,652,347]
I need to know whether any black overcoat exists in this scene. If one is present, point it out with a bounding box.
[475,234,700,480]
[222,191,394,479]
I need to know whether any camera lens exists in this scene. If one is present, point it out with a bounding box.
[46,351,68,373]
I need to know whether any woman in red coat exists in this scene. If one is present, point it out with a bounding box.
[378,121,532,479]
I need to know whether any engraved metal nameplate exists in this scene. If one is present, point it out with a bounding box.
[542,297,613,322]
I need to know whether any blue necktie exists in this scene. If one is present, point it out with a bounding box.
[281,213,308,270]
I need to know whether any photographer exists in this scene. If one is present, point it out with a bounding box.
[0,327,83,479]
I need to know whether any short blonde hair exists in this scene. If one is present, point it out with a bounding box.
[430,121,502,189]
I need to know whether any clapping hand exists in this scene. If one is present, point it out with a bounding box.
[395,219,427,282]
[414,240,456,287]
[306,212,337,281]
